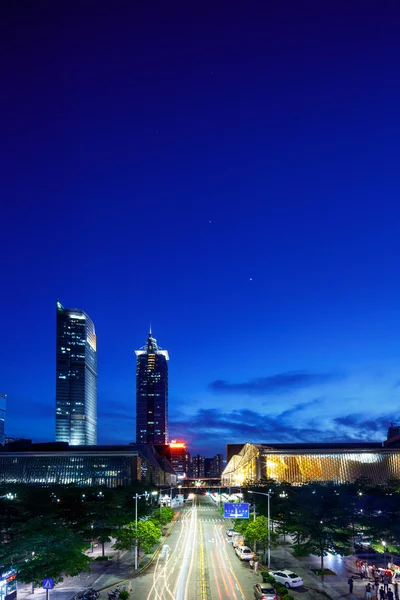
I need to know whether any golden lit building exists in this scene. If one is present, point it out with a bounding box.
[222,442,400,486]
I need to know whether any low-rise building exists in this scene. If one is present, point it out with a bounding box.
[0,441,177,487]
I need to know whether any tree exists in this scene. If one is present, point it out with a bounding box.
[152,507,174,527]
[113,520,161,560]
[244,516,279,554]
[0,517,91,586]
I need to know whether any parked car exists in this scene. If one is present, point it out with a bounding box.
[226,528,236,537]
[235,546,254,561]
[253,583,277,600]
[269,570,303,588]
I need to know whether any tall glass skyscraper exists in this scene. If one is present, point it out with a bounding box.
[56,301,97,445]
[135,330,169,445]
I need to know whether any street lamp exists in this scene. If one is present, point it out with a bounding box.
[134,493,148,570]
[248,490,271,568]
[382,540,387,568]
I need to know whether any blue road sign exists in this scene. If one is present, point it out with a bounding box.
[223,502,250,519]
[42,579,54,590]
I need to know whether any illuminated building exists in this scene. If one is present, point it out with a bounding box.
[56,301,97,445]
[135,329,169,444]
[0,441,177,487]
[0,393,5,446]
[169,440,190,478]
[222,442,400,486]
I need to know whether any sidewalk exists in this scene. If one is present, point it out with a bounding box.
[269,544,376,600]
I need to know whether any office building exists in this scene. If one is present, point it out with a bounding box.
[191,454,205,478]
[205,453,224,478]
[135,329,169,444]
[0,441,177,488]
[222,441,400,486]
[169,440,190,478]
[0,394,5,446]
[56,301,97,445]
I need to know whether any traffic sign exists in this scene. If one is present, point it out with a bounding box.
[223,502,250,519]
[42,579,54,590]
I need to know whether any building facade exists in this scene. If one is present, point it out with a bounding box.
[222,442,400,486]
[205,453,224,478]
[169,441,191,478]
[0,441,177,487]
[0,393,6,446]
[56,301,97,445]
[191,454,205,478]
[135,330,169,444]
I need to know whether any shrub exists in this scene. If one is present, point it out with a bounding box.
[260,571,269,581]
[94,555,110,561]
[118,591,130,600]
[285,595,294,600]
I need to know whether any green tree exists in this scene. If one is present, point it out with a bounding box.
[152,507,174,527]
[244,516,279,554]
[0,517,91,587]
[113,520,161,560]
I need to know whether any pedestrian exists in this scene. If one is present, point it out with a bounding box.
[249,559,254,569]
[384,577,390,593]
[254,560,259,575]
[375,576,380,589]
[388,589,394,600]
[366,583,372,600]
[349,577,354,594]
[379,587,385,600]
[394,581,398,600]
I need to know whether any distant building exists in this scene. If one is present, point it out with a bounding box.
[169,440,190,478]
[0,441,177,487]
[209,453,224,477]
[56,301,97,445]
[0,394,5,446]
[192,454,205,478]
[135,329,169,445]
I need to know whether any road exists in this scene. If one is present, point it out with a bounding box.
[17,495,321,600]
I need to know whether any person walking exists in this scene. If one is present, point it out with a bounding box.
[254,559,259,575]
[393,581,398,600]
[384,576,390,593]
[388,588,394,600]
[366,583,372,600]
[375,575,381,590]
[379,586,385,600]
[349,577,354,594]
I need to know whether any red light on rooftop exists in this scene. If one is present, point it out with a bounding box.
[170,442,186,449]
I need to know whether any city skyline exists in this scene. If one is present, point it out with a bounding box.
[2,2,400,456]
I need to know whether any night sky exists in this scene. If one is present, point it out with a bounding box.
[2,1,400,458]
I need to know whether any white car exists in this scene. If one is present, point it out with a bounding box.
[270,570,303,588]
[235,546,253,561]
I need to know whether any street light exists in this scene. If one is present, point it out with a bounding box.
[382,540,387,568]
[248,490,271,568]
[134,493,148,570]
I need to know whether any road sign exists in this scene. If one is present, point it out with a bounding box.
[223,502,250,519]
[42,579,54,590]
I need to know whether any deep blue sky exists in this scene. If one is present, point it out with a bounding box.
[2,1,400,458]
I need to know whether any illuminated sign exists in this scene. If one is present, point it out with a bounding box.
[170,442,185,449]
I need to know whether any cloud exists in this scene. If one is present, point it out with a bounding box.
[334,413,391,434]
[209,371,342,395]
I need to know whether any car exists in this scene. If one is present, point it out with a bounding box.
[235,546,254,561]
[226,528,236,537]
[270,570,303,588]
[253,583,277,600]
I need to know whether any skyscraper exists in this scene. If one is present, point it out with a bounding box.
[169,440,190,478]
[55,301,97,445]
[0,393,6,446]
[135,329,169,445]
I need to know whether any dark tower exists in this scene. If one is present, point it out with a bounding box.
[56,301,97,445]
[135,328,169,444]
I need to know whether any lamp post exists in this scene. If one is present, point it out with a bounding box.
[248,490,271,568]
[382,540,387,568]
[134,493,149,569]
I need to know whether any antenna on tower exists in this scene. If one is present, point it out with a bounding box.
[149,322,152,337]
